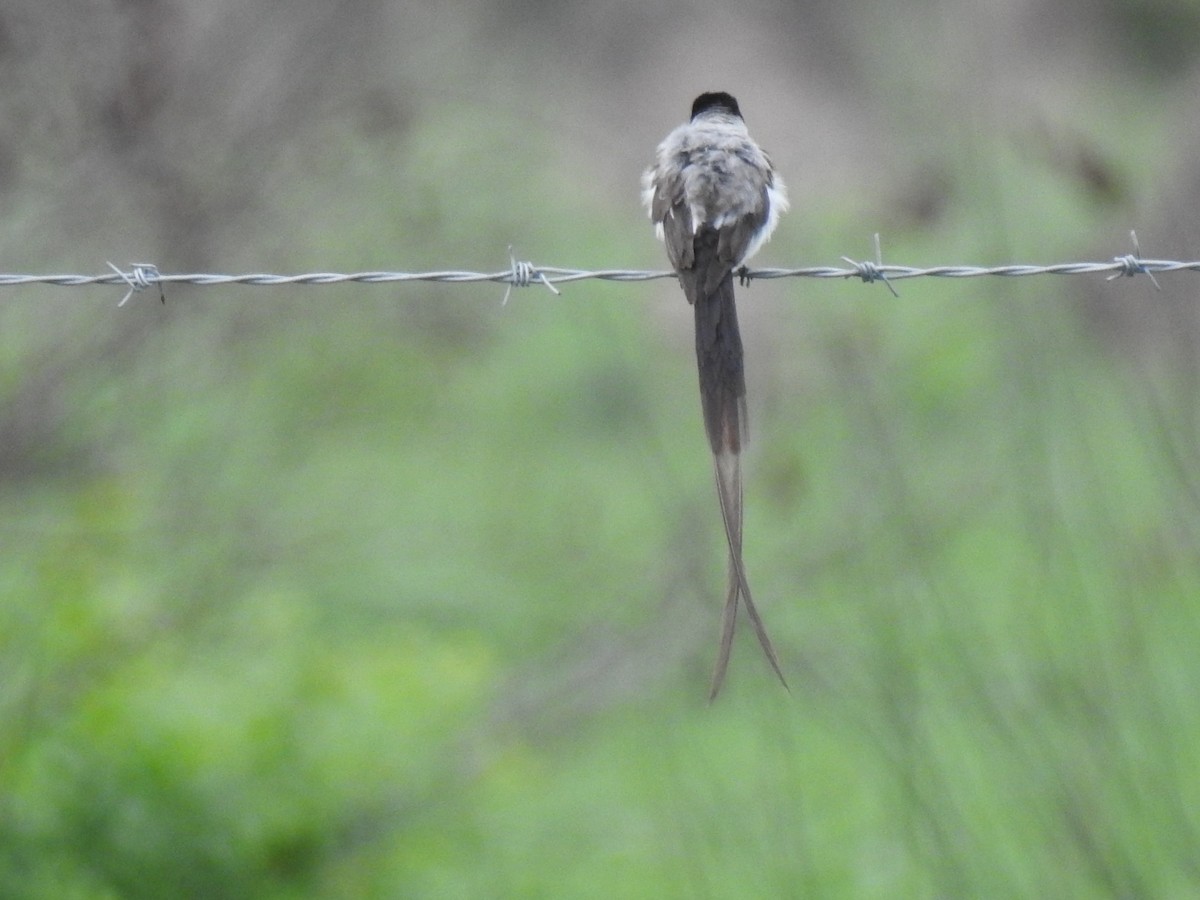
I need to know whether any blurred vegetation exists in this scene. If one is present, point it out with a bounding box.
[3,0,1200,897]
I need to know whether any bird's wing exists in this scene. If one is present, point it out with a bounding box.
[716,184,771,275]
[650,167,695,274]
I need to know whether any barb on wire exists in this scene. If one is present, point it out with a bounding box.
[841,233,899,298]
[1105,230,1161,290]
[107,261,164,306]
[503,249,559,305]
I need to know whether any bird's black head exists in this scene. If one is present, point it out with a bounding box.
[690,91,742,121]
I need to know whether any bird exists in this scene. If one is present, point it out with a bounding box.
[642,91,790,700]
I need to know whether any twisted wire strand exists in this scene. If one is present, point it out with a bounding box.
[3,239,1197,304]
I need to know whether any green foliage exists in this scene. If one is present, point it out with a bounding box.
[3,56,1200,900]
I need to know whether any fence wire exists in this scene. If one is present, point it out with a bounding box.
[0,235,1195,305]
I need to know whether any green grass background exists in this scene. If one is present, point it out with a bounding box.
[3,7,1200,897]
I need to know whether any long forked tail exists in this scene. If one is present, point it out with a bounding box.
[709,449,790,700]
[692,269,789,700]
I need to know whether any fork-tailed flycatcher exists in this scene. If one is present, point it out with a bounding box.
[642,91,789,700]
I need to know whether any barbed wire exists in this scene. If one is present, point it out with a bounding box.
[0,234,1194,306]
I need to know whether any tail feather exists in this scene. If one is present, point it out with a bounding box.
[709,449,789,700]
[688,256,788,700]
